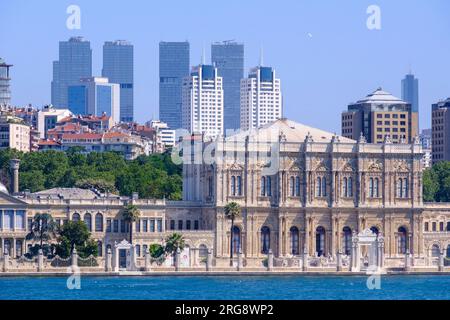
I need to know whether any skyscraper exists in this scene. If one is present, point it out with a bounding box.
[240,65,282,131]
[211,41,244,132]
[159,42,190,129]
[0,58,13,106]
[182,64,224,140]
[401,73,419,113]
[431,98,450,164]
[102,40,134,122]
[68,77,120,124]
[51,37,92,108]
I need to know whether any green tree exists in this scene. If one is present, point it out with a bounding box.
[164,233,185,259]
[122,204,140,243]
[224,202,241,264]
[55,221,98,258]
[25,213,57,253]
[75,178,117,194]
[150,243,165,258]
[423,168,439,202]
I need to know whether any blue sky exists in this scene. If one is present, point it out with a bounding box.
[1,0,450,132]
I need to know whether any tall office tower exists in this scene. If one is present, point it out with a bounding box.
[402,72,419,132]
[341,88,418,144]
[0,58,13,106]
[182,64,224,140]
[240,65,282,131]
[68,77,120,124]
[102,40,134,122]
[51,37,92,108]
[159,42,190,129]
[431,98,450,164]
[211,41,244,132]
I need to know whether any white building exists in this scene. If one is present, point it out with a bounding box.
[240,65,282,131]
[149,120,176,149]
[37,105,73,139]
[0,115,30,152]
[182,64,223,140]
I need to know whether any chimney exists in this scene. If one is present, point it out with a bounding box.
[10,159,20,194]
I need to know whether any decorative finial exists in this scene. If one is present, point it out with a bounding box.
[358,132,366,144]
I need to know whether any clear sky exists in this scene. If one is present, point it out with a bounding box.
[1,0,450,133]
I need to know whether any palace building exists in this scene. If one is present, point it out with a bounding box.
[1,118,450,271]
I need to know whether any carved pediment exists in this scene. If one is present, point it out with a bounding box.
[283,157,303,171]
[393,160,410,173]
[0,191,28,206]
[228,162,244,171]
[341,161,355,172]
[368,160,383,172]
[312,158,328,172]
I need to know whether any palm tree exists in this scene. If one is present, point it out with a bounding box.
[26,213,57,251]
[224,202,241,265]
[164,233,186,260]
[122,204,140,243]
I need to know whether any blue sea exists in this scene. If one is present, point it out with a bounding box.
[0,275,448,300]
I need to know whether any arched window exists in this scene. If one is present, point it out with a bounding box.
[231,176,236,196]
[403,178,408,198]
[267,177,272,196]
[431,244,440,258]
[295,176,301,196]
[374,178,379,197]
[369,178,374,197]
[72,213,80,222]
[4,239,11,255]
[398,226,408,254]
[16,240,23,258]
[397,178,403,198]
[261,226,270,254]
[348,177,353,197]
[261,176,266,196]
[316,177,322,197]
[237,176,242,196]
[322,177,327,196]
[232,226,241,254]
[84,213,92,231]
[199,244,208,258]
[342,227,352,255]
[290,227,299,255]
[290,177,295,197]
[95,213,103,232]
[343,177,348,197]
[370,226,379,235]
[97,241,103,257]
[316,227,325,256]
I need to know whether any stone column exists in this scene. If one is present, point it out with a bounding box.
[377,236,385,271]
[175,248,181,271]
[302,248,308,272]
[267,249,274,271]
[10,159,20,194]
[237,250,243,271]
[439,251,445,272]
[144,247,151,272]
[105,248,112,272]
[206,249,213,271]
[405,250,411,272]
[3,249,9,272]
[336,250,342,272]
[37,249,44,272]
[71,248,78,268]
[351,237,360,272]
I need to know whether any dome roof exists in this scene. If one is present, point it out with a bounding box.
[0,183,9,194]
[356,88,407,105]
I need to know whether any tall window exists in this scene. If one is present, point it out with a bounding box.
[261,226,270,254]
[316,177,322,197]
[84,213,92,231]
[290,177,295,197]
[267,177,272,196]
[261,176,266,196]
[397,226,408,254]
[237,176,242,196]
[95,213,103,232]
[316,226,325,256]
[72,213,80,222]
[431,244,440,257]
[290,227,299,255]
[345,177,353,197]
[342,227,352,255]
[97,241,103,257]
[295,176,301,197]
[343,177,348,197]
[208,177,213,197]
[374,178,379,197]
[322,177,327,196]
[403,178,408,198]
[232,226,241,254]
[369,178,374,198]
[231,176,236,196]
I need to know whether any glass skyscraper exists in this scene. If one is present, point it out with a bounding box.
[0,58,12,106]
[51,37,92,109]
[211,41,244,132]
[159,41,190,129]
[401,73,419,113]
[102,40,134,122]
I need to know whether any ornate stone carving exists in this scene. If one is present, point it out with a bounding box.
[368,160,383,172]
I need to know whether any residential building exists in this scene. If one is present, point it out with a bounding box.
[51,37,92,108]
[102,40,134,122]
[341,88,418,144]
[182,64,224,140]
[148,120,176,150]
[431,98,450,164]
[159,42,190,129]
[37,105,73,139]
[240,65,282,130]
[68,77,120,124]
[0,58,13,106]
[211,41,244,132]
[0,115,30,152]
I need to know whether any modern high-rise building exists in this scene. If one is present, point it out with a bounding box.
[0,58,13,106]
[102,40,134,122]
[431,98,450,164]
[402,73,419,113]
[159,42,190,129]
[341,88,418,144]
[240,65,282,131]
[68,77,120,124]
[51,37,92,109]
[182,64,224,140]
[211,41,244,132]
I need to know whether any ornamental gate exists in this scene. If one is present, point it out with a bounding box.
[350,228,385,272]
